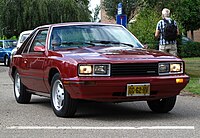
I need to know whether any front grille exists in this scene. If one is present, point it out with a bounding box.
[111,63,158,76]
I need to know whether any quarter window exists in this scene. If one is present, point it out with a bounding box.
[29,30,48,52]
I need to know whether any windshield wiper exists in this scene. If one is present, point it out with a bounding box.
[90,40,134,47]
[61,41,95,46]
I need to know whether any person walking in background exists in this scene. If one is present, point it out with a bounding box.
[155,8,179,56]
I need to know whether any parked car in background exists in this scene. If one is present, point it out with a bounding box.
[181,36,193,44]
[9,22,189,117]
[17,30,33,48]
[0,40,17,66]
[10,30,33,61]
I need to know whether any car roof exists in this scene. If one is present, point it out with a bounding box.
[36,22,122,29]
[20,30,33,35]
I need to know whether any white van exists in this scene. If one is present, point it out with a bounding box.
[10,30,33,63]
[16,30,33,48]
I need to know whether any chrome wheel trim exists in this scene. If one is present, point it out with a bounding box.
[14,73,20,98]
[52,80,65,111]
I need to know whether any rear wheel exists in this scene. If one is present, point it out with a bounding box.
[14,70,31,103]
[147,96,177,113]
[51,73,77,117]
[4,55,10,66]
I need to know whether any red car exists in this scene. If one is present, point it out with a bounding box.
[9,22,189,117]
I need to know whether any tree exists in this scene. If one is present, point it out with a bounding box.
[0,0,91,38]
[103,0,140,22]
[91,5,101,22]
[142,0,200,40]
[128,8,160,49]
[172,0,200,39]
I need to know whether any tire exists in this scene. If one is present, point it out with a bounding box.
[147,96,177,113]
[14,70,32,104]
[51,73,77,117]
[4,55,10,66]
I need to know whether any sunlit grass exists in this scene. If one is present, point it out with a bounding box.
[184,77,200,95]
[183,57,200,95]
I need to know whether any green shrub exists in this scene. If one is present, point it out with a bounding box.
[128,7,185,51]
[178,42,200,58]
[9,36,17,40]
[0,36,17,40]
[128,8,160,49]
[0,36,7,40]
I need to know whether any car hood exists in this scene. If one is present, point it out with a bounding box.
[58,46,178,62]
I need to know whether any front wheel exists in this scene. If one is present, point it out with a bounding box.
[51,73,77,117]
[147,96,177,113]
[4,55,10,66]
[14,70,32,103]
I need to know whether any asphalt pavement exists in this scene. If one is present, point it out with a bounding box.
[0,64,200,138]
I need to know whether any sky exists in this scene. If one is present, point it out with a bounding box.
[89,0,101,18]
[89,0,100,11]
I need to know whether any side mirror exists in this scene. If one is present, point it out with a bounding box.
[34,45,45,52]
[143,44,148,49]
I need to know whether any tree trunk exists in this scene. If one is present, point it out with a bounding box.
[191,30,194,40]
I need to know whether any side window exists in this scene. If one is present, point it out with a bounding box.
[29,29,48,53]
[22,33,35,53]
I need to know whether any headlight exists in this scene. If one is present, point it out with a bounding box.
[159,62,183,75]
[158,63,169,73]
[79,65,92,74]
[170,63,181,72]
[78,64,110,76]
[94,65,109,74]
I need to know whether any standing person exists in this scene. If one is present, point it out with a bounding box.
[155,8,179,56]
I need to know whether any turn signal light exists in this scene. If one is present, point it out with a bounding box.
[176,79,184,83]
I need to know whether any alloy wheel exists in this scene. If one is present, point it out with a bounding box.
[14,73,21,98]
[52,80,65,111]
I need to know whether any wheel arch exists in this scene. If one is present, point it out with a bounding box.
[4,54,8,58]
[4,54,9,61]
[11,66,17,80]
[48,68,60,86]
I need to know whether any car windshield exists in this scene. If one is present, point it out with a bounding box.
[49,25,143,50]
[4,40,16,48]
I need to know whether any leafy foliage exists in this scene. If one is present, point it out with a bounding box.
[128,0,200,49]
[141,0,200,34]
[178,42,200,58]
[103,0,139,21]
[91,5,101,22]
[0,0,91,38]
[128,8,160,49]
[104,0,200,42]
[173,0,200,32]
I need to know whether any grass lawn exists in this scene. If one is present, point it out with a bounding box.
[183,57,200,95]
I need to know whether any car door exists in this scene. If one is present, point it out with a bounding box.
[20,29,49,93]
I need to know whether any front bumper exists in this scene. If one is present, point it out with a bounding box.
[62,75,190,102]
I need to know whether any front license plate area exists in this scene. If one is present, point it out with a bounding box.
[126,83,150,96]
